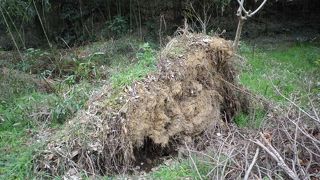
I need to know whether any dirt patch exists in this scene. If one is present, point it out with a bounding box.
[35,33,248,177]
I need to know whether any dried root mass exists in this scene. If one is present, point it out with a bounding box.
[35,33,248,176]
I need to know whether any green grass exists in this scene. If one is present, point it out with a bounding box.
[101,42,157,108]
[234,109,266,128]
[0,130,36,179]
[110,43,157,88]
[0,81,92,179]
[235,42,320,128]
[0,37,155,179]
[240,42,320,101]
[150,157,214,180]
[0,93,40,179]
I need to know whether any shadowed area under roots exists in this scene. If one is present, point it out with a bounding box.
[133,137,178,172]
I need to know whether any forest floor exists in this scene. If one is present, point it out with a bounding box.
[0,34,319,179]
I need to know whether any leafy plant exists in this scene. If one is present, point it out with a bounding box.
[75,59,97,81]
[52,82,91,123]
[105,15,128,37]
[15,48,53,74]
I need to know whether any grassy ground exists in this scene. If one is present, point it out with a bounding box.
[150,158,213,180]
[0,83,92,179]
[234,41,320,128]
[0,36,157,179]
[0,36,319,179]
[240,42,319,101]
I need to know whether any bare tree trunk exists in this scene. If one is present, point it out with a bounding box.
[233,17,245,51]
[233,0,267,52]
[33,0,52,48]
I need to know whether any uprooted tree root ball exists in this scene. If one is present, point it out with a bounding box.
[35,33,248,176]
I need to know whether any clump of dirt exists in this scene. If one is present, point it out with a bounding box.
[35,33,248,177]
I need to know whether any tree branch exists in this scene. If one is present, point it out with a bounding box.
[248,0,268,17]
[253,133,299,180]
[244,148,260,180]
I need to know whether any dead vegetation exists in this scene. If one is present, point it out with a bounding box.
[34,33,320,179]
[181,92,320,179]
[34,33,249,177]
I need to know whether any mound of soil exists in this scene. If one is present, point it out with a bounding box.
[35,33,247,177]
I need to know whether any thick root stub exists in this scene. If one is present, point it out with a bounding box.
[35,33,247,176]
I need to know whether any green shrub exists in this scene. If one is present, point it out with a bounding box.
[17,48,51,73]
[52,82,92,123]
[104,15,128,37]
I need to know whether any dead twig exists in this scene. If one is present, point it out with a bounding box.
[244,147,260,180]
[253,133,299,180]
[270,79,319,123]
[185,142,203,180]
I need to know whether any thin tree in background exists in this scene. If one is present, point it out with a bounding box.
[0,7,23,60]
[32,0,52,48]
[186,2,213,34]
[233,0,267,51]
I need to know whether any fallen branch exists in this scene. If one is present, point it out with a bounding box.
[244,147,260,180]
[253,133,299,180]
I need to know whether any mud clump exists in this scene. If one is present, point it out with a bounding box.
[35,33,247,176]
